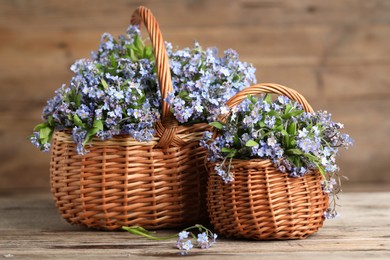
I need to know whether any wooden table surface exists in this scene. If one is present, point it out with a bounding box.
[0,189,389,259]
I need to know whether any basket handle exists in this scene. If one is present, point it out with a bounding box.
[130,6,173,119]
[131,7,187,147]
[226,83,314,113]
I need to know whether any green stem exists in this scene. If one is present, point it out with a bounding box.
[314,162,327,179]
[122,226,177,241]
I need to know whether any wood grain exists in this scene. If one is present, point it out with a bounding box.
[0,190,389,259]
[0,0,389,188]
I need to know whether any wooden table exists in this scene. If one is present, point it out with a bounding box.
[0,189,389,259]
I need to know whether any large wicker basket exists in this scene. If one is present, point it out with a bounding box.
[206,83,328,240]
[50,6,209,230]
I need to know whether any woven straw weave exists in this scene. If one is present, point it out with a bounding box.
[50,6,209,230]
[206,83,328,240]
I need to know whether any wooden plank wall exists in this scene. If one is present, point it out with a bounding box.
[0,0,389,189]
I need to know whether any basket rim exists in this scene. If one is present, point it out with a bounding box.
[206,158,322,177]
[54,121,210,147]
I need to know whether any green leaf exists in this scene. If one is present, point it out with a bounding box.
[232,74,241,82]
[282,110,304,119]
[131,226,152,234]
[34,123,48,131]
[178,90,191,101]
[75,93,82,107]
[233,135,240,147]
[48,116,55,127]
[107,67,117,75]
[39,126,51,140]
[122,226,177,241]
[144,46,153,60]
[130,48,138,62]
[227,151,236,158]
[133,35,144,52]
[273,123,284,132]
[290,138,296,146]
[109,54,118,68]
[221,147,233,153]
[284,104,293,115]
[101,79,108,89]
[73,114,85,128]
[267,111,279,117]
[95,63,104,73]
[279,129,290,147]
[245,140,259,147]
[179,90,188,98]
[83,119,104,145]
[93,119,103,131]
[259,121,266,128]
[287,148,303,155]
[209,121,224,130]
[39,126,53,144]
[294,157,302,168]
[82,135,93,145]
[84,131,98,144]
[287,122,297,135]
[304,153,319,162]
[264,93,272,104]
[247,94,258,104]
[134,48,143,58]
[221,148,237,158]
[284,135,290,148]
[280,129,289,136]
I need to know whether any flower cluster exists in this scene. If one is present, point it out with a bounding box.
[30,25,256,154]
[165,42,256,123]
[123,224,217,255]
[176,226,217,255]
[201,94,353,217]
[30,26,160,154]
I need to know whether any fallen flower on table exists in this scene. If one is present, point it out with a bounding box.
[122,224,217,255]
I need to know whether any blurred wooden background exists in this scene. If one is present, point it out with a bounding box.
[0,0,389,190]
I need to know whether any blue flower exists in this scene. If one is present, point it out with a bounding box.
[341,133,354,148]
[297,138,314,153]
[324,208,339,219]
[267,136,277,147]
[203,131,213,141]
[274,146,284,158]
[176,239,193,253]
[264,115,276,128]
[312,126,321,136]
[219,67,230,77]
[197,232,210,249]
[167,41,256,124]
[256,146,267,157]
[178,231,190,240]
[182,108,194,122]
[298,128,309,138]
[243,115,253,127]
[262,103,271,112]
[278,96,290,104]
[76,104,91,120]
[182,240,193,250]
[30,132,41,148]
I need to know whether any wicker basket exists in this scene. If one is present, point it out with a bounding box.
[50,6,209,230]
[206,83,328,240]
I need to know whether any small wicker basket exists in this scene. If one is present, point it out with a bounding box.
[50,6,209,230]
[206,83,328,240]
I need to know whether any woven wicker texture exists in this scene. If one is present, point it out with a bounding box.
[206,83,328,240]
[50,6,209,230]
